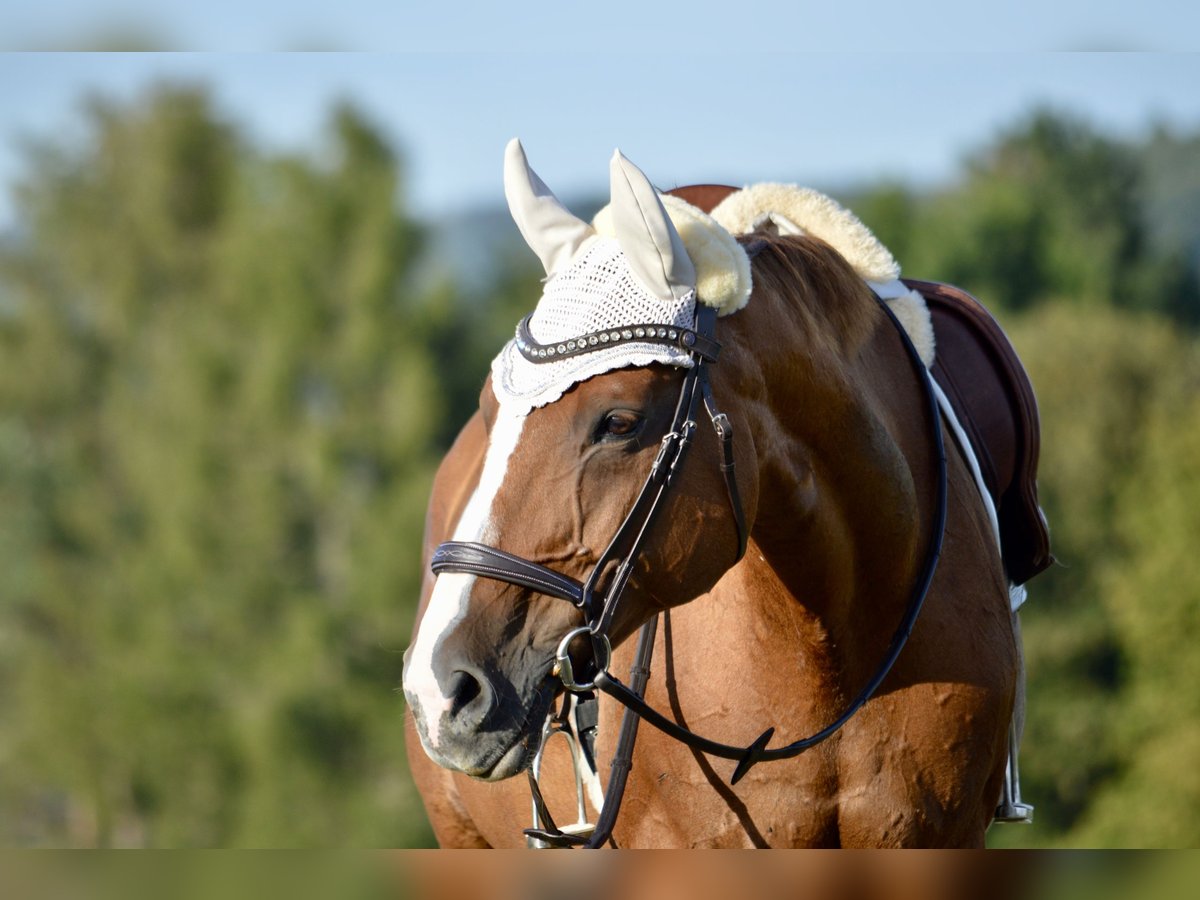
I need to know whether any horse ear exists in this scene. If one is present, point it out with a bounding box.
[504,138,595,277]
[608,149,696,303]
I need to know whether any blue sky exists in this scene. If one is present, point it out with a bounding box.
[4,1,1198,52]
[1,51,1198,228]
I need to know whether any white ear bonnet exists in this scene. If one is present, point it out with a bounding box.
[490,140,751,414]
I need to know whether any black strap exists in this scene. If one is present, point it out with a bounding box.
[431,542,583,605]
[582,615,658,848]
[700,367,748,563]
[583,356,705,637]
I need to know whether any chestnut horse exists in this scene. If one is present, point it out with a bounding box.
[402,148,1017,848]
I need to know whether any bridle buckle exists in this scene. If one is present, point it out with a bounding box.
[652,419,696,484]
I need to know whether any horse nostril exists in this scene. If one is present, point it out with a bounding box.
[449,670,480,712]
[447,667,495,725]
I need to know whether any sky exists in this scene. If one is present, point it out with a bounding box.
[1,0,1199,229]
[3,0,1198,52]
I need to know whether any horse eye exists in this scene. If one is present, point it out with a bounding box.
[595,411,644,442]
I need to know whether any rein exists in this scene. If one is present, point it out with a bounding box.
[430,289,947,849]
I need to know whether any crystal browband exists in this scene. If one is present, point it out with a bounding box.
[515,313,721,364]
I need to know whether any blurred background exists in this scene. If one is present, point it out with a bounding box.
[1,13,1199,848]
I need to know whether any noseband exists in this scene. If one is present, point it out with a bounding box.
[430,287,948,848]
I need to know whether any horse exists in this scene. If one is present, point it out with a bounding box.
[401,141,1027,848]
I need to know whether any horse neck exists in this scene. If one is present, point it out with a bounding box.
[720,277,934,687]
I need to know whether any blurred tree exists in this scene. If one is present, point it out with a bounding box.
[986,303,1195,846]
[0,85,443,846]
[1138,125,1200,268]
[1068,356,1200,847]
[845,182,919,272]
[413,255,542,449]
[859,109,1199,324]
[1135,124,1200,325]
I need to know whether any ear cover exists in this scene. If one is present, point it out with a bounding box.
[592,194,752,316]
[503,138,595,277]
[608,149,696,303]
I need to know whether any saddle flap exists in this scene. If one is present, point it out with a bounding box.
[907,279,1053,585]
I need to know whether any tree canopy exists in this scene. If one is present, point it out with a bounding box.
[0,86,451,846]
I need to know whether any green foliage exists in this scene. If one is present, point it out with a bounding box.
[988,304,1200,846]
[1069,364,1200,846]
[859,109,1200,322]
[0,85,444,846]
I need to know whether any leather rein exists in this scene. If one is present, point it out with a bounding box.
[430,286,948,848]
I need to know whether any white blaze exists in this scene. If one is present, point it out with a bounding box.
[403,405,527,750]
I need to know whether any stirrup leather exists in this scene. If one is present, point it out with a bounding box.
[995,718,1034,824]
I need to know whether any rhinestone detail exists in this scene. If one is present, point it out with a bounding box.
[514,315,716,365]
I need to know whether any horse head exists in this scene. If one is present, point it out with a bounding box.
[402,142,758,779]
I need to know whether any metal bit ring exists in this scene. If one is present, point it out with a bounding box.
[554,626,612,692]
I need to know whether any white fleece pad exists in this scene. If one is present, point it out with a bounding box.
[711,183,935,367]
[711,183,899,282]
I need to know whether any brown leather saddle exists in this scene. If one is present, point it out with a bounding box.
[906,279,1052,584]
[669,185,1053,585]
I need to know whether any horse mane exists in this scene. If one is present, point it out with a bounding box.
[742,232,880,360]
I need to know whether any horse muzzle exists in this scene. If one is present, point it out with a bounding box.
[402,646,556,780]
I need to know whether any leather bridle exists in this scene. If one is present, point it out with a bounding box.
[429,281,948,848]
